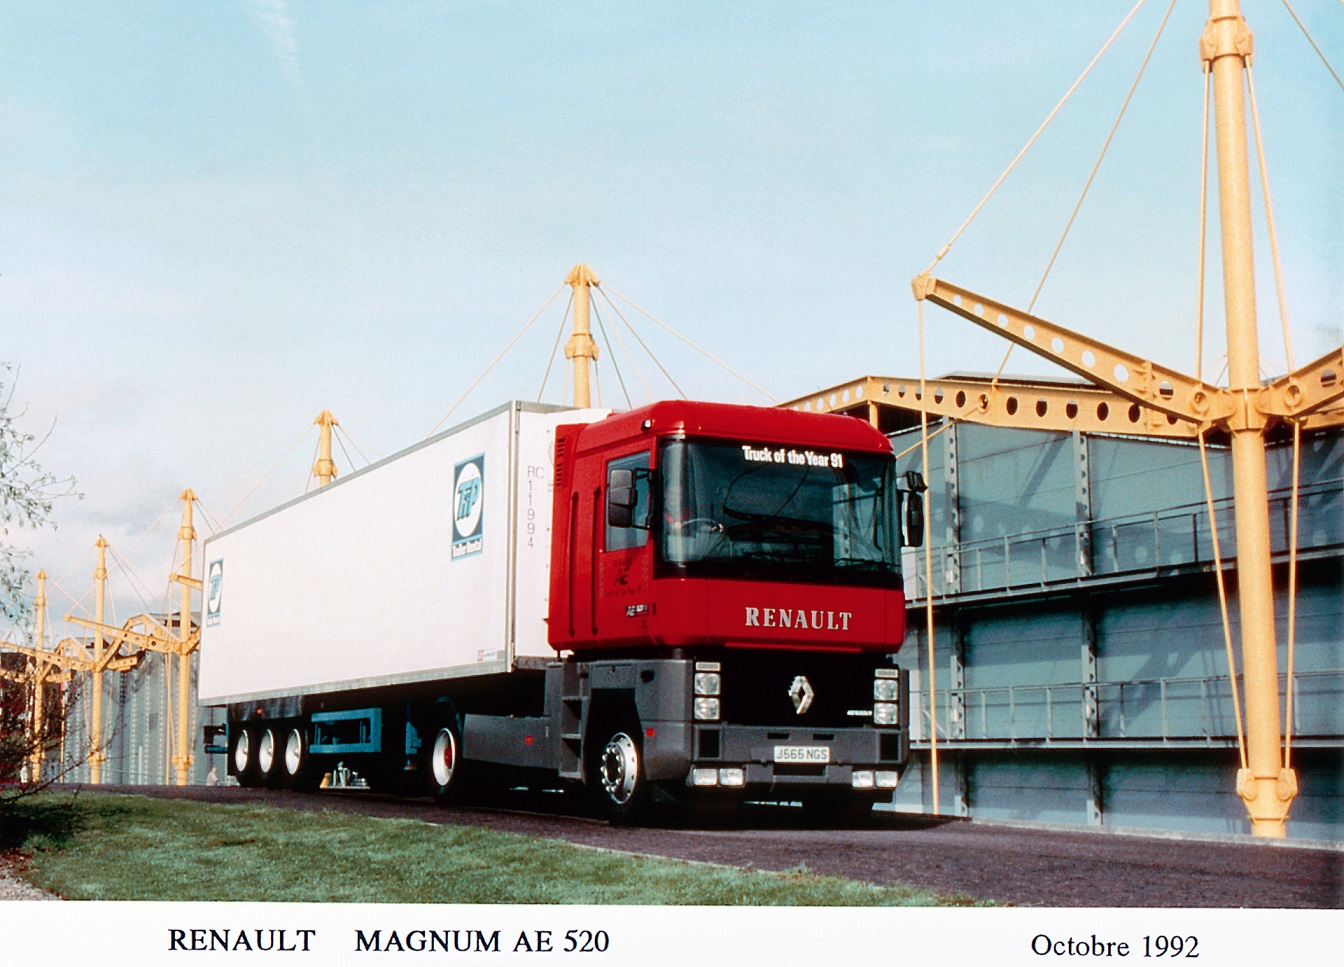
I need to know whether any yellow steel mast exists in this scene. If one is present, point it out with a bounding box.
[0,572,74,782]
[67,491,203,785]
[1199,0,1296,839]
[171,489,201,785]
[3,545,144,784]
[564,263,601,408]
[313,411,339,487]
[790,0,1341,837]
[89,536,109,783]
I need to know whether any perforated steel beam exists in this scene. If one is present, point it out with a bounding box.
[1263,346,1344,421]
[912,275,1235,428]
[782,374,1204,439]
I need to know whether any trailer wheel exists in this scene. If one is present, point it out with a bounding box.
[427,724,467,805]
[592,726,647,823]
[281,726,317,791]
[231,726,259,787]
[257,726,282,787]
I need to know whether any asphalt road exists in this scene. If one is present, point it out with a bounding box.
[69,784,1343,908]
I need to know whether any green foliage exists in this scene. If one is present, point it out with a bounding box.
[1,362,76,626]
[12,793,986,906]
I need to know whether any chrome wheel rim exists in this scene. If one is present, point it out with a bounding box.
[431,728,457,788]
[257,728,277,775]
[599,732,639,805]
[284,729,303,776]
[232,730,251,774]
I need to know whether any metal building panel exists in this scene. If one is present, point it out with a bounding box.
[1102,758,1249,836]
[966,755,1092,826]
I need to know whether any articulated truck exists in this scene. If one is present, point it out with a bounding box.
[199,398,924,820]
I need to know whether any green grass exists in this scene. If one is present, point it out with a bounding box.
[3,792,985,905]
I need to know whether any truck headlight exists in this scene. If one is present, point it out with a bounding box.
[876,771,900,789]
[873,702,899,726]
[718,767,745,787]
[694,697,720,721]
[692,768,719,787]
[694,672,721,696]
[851,770,875,789]
[873,678,899,702]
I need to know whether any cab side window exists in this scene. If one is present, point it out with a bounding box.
[605,452,651,551]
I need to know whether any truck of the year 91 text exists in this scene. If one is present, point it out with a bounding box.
[198,398,926,821]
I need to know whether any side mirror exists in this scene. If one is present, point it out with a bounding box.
[904,491,925,547]
[899,470,927,548]
[607,468,637,528]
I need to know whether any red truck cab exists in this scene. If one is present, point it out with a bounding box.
[549,400,910,655]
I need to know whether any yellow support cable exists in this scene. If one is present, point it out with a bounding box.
[1248,54,1302,771]
[428,283,567,437]
[590,300,638,408]
[1197,70,1212,379]
[1198,434,1248,769]
[595,287,688,400]
[1027,0,1177,315]
[923,0,1149,276]
[602,284,777,402]
[119,498,178,564]
[1279,0,1344,93]
[1245,66,1295,372]
[1193,49,1247,771]
[917,297,939,814]
[1285,421,1300,769]
[991,0,1175,385]
[537,297,574,403]
[218,424,312,530]
[893,418,958,462]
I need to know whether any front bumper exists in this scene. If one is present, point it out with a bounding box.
[683,723,908,793]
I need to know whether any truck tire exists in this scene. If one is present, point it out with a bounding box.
[427,723,467,805]
[591,725,648,824]
[280,726,317,791]
[231,726,259,787]
[257,726,283,788]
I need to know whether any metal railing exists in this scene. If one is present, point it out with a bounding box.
[915,669,1344,744]
[909,477,1342,599]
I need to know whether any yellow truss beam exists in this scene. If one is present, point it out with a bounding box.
[782,374,1205,440]
[909,275,1344,435]
[1262,346,1344,422]
[0,637,138,675]
[912,275,1236,427]
[65,615,198,660]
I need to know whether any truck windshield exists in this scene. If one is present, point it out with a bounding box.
[658,438,901,587]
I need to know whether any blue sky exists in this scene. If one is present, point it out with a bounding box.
[2,0,1339,627]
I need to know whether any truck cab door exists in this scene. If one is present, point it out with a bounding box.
[596,451,653,644]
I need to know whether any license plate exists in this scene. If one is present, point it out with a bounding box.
[773,745,830,764]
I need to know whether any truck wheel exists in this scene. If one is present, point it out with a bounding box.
[231,726,259,787]
[427,724,467,805]
[257,726,283,787]
[281,726,317,791]
[592,727,647,823]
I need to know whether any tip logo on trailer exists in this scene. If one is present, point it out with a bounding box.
[452,455,485,560]
[206,560,224,626]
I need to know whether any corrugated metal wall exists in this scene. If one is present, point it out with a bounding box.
[890,422,1343,841]
[55,649,216,786]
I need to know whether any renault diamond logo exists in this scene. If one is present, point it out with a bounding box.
[788,675,815,715]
